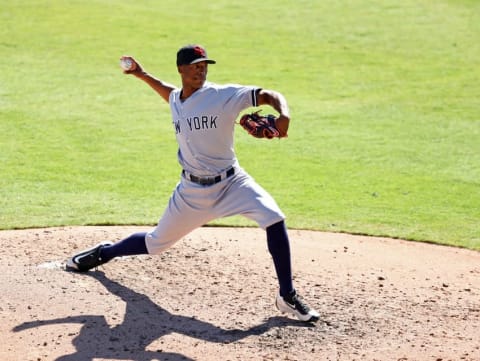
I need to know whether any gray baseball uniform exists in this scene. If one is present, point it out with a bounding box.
[66,45,320,322]
[145,82,285,254]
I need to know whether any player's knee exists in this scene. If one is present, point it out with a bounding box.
[145,232,178,255]
[267,220,288,238]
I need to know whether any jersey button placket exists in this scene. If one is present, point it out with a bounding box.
[184,128,198,163]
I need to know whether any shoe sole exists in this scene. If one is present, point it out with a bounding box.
[65,258,85,272]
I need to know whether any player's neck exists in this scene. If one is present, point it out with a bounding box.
[180,86,199,101]
[180,79,207,101]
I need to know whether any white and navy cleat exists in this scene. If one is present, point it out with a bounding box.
[275,290,320,323]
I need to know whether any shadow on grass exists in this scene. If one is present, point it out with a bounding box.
[13,271,313,361]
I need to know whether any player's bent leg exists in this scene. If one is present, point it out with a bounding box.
[214,171,321,321]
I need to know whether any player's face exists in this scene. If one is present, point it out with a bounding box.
[179,61,208,89]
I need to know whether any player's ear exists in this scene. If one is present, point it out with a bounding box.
[177,65,184,74]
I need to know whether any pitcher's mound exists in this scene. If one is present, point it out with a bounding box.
[1,226,479,360]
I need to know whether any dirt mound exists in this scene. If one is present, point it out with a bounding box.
[1,226,479,360]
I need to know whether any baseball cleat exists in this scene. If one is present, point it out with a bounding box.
[65,242,112,272]
[275,290,320,323]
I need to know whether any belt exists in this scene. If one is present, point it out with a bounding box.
[182,167,235,186]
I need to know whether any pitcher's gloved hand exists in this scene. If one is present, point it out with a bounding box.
[239,111,281,139]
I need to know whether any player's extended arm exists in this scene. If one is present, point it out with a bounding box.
[121,56,176,103]
[257,89,290,137]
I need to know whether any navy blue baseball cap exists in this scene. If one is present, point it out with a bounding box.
[176,44,216,66]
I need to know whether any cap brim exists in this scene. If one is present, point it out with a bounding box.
[190,58,216,65]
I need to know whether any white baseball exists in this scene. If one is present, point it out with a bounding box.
[120,58,135,71]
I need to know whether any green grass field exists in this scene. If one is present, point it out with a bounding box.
[1,0,479,249]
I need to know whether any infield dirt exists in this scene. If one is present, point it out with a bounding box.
[1,226,479,361]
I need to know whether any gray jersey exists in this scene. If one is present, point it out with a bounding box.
[169,82,259,176]
[145,80,284,253]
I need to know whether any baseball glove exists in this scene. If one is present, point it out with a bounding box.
[239,111,280,139]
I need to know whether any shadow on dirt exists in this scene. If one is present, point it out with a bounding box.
[13,271,314,361]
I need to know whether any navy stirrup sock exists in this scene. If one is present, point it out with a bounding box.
[100,232,149,263]
[266,221,294,297]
